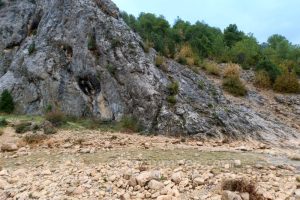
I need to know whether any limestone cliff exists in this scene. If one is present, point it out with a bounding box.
[0,0,298,141]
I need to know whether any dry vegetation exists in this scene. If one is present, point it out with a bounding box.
[273,70,300,93]
[254,70,272,89]
[222,178,266,200]
[222,63,247,97]
[223,63,240,78]
[203,60,221,76]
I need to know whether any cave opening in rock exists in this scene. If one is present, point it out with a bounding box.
[78,75,101,96]
[29,11,43,35]
[62,44,73,59]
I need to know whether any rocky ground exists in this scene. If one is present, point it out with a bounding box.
[206,66,300,136]
[0,126,300,200]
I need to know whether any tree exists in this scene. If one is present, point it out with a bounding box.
[256,59,281,83]
[134,13,171,56]
[263,34,291,65]
[185,21,224,58]
[230,36,260,68]
[121,11,137,31]
[0,90,14,114]
[224,24,244,48]
[273,69,300,93]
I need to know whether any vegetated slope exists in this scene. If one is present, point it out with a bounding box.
[0,0,298,142]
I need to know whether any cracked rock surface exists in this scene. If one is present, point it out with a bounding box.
[0,0,299,141]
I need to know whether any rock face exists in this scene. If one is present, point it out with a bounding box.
[0,0,299,140]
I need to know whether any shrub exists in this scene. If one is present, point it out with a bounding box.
[45,104,53,113]
[111,38,122,48]
[273,70,300,93]
[223,63,240,78]
[155,55,164,67]
[87,33,97,51]
[167,81,179,105]
[167,95,177,105]
[0,90,14,114]
[256,60,281,83]
[254,70,271,89]
[120,116,142,132]
[106,64,117,76]
[198,80,205,90]
[155,55,169,71]
[167,81,179,95]
[176,44,199,66]
[223,76,247,96]
[15,122,32,134]
[45,111,66,127]
[177,56,187,65]
[210,87,218,96]
[140,40,151,53]
[0,118,7,127]
[28,42,36,55]
[23,134,48,145]
[222,178,265,200]
[203,61,221,76]
[42,121,57,135]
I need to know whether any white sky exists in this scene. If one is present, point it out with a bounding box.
[113,0,300,44]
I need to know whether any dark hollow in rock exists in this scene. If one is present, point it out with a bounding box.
[78,75,101,96]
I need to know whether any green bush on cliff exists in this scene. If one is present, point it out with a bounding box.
[0,90,14,114]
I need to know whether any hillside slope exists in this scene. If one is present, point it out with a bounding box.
[0,0,299,142]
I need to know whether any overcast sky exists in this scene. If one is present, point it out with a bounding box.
[113,0,300,44]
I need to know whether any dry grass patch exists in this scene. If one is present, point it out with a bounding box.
[254,70,272,89]
[176,44,199,66]
[203,60,221,76]
[223,63,240,78]
[45,111,66,127]
[23,134,48,145]
[273,70,300,93]
[222,178,266,200]
[155,55,168,71]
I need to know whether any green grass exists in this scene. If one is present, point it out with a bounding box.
[0,114,43,123]
[0,114,144,133]
[0,118,7,127]
[15,122,32,134]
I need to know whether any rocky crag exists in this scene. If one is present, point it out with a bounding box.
[0,0,299,141]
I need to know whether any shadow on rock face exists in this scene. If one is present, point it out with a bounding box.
[77,75,101,96]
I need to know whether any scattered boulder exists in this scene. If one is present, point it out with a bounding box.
[136,171,161,186]
[171,172,182,184]
[193,177,205,186]
[157,195,177,200]
[128,177,137,187]
[295,189,300,199]
[1,143,18,152]
[120,193,131,200]
[289,154,300,161]
[222,191,242,200]
[234,160,242,167]
[148,180,164,190]
[104,141,112,149]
